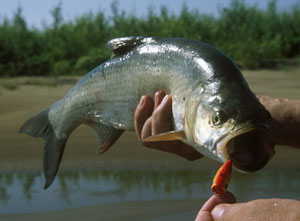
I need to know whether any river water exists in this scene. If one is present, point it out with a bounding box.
[1,164,299,215]
[0,67,299,219]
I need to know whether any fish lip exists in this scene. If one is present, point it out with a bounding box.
[215,124,271,163]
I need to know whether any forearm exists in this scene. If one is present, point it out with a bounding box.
[257,95,300,148]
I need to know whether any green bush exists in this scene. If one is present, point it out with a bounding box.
[0,0,299,77]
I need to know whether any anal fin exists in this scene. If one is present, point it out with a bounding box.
[86,121,124,154]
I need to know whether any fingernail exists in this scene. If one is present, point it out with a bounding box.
[155,91,162,98]
[211,204,229,220]
[161,94,169,104]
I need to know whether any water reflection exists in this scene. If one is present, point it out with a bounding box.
[0,170,211,203]
[0,168,299,214]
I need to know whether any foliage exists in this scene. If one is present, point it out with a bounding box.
[0,0,299,77]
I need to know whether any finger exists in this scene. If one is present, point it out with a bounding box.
[195,211,213,221]
[195,192,236,221]
[152,95,173,134]
[155,94,173,121]
[141,117,153,141]
[201,192,236,212]
[154,90,166,109]
[211,204,231,221]
[134,95,154,140]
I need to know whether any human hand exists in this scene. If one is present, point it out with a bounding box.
[134,91,202,160]
[195,192,236,221]
[195,192,300,221]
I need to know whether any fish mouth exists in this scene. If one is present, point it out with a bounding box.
[216,125,275,172]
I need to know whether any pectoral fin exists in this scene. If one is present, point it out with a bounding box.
[143,130,186,142]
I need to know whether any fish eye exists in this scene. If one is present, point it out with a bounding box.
[212,111,227,126]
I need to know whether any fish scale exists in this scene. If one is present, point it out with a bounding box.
[20,36,274,189]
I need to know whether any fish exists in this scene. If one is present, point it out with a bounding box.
[211,160,232,194]
[20,36,275,189]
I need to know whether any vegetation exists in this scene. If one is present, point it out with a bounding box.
[0,0,299,77]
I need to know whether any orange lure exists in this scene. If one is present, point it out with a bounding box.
[211,160,232,194]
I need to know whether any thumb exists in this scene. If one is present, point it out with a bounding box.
[211,204,231,221]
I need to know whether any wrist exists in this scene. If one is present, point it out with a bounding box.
[257,95,300,148]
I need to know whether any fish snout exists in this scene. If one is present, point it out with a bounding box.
[226,129,275,172]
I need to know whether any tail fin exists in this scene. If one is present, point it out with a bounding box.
[20,108,67,189]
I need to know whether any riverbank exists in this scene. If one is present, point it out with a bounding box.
[0,65,299,220]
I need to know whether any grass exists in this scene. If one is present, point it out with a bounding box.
[1,81,18,90]
[0,0,299,77]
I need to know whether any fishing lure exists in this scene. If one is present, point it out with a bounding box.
[211,159,232,194]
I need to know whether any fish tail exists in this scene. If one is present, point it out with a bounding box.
[20,107,67,189]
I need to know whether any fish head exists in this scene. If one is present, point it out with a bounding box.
[185,85,275,172]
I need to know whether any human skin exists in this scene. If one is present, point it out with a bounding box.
[134,91,300,221]
[195,192,236,221]
[134,91,300,153]
[195,193,300,221]
[134,90,203,161]
[256,95,300,149]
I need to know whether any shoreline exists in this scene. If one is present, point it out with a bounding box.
[0,66,299,220]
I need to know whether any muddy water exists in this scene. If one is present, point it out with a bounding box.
[0,165,299,215]
[0,65,299,219]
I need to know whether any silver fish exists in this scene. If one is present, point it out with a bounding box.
[20,37,275,189]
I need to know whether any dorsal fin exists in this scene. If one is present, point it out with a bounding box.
[106,36,156,57]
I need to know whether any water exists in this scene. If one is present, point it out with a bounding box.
[0,168,299,215]
[1,67,299,219]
